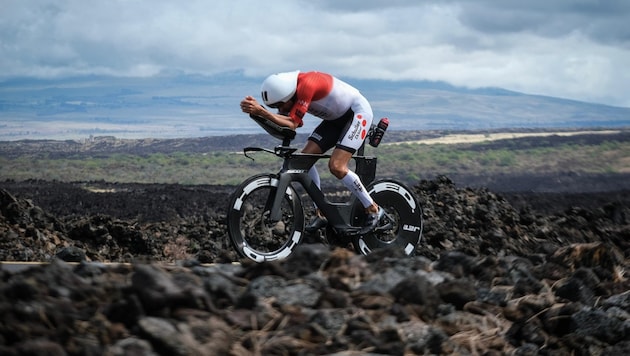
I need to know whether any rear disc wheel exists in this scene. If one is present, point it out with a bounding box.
[351,179,423,256]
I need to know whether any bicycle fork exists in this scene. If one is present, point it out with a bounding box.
[268,173,295,223]
[267,153,320,222]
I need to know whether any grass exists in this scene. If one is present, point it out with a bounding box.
[1,134,628,186]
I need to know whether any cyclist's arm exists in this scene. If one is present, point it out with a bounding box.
[261,109,299,130]
[241,96,299,130]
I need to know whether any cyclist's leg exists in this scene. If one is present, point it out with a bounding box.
[303,129,331,231]
[303,140,323,189]
[332,105,376,210]
[304,120,339,192]
[333,106,385,231]
[302,139,323,154]
[332,146,383,232]
[331,148,377,212]
[311,118,372,208]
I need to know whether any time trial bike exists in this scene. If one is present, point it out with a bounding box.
[226,114,423,262]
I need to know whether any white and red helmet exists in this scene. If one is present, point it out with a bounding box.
[260,70,300,106]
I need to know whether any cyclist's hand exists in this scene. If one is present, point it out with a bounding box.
[241,96,262,116]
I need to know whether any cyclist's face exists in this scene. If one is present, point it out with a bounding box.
[269,100,293,112]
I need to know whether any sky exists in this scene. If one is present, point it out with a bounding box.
[2,0,630,108]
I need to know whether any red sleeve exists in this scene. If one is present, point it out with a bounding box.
[288,72,333,127]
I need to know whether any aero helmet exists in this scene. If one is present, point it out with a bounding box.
[260,70,300,106]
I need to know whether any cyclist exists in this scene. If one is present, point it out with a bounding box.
[240,70,384,234]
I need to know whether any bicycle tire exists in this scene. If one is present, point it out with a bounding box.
[227,174,305,262]
[350,179,423,256]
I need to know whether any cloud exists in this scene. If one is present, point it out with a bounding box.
[0,0,629,107]
[453,1,630,44]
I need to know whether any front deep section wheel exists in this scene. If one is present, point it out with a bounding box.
[227,174,304,262]
[351,179,423,256]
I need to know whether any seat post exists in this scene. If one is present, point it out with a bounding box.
[357,141,366,156]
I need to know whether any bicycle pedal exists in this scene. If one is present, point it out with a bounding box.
[339,228,362,237]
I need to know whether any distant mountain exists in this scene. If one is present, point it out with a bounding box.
[1,72,628,141]
[353,78,630,131]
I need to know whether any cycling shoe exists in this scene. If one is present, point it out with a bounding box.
[305,215,328,232]
[360,207,385,234]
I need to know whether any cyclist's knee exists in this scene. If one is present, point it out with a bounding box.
[329,148,353,179]
[328,160,347,179]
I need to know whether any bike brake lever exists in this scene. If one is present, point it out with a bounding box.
[243,146,275,161]
[243,147,259,161]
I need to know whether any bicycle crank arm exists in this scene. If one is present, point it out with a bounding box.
[374,212,395,232]
[374,222,394,232]
[335,226,362,237]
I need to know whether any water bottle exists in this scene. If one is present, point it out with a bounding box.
[369,117,389,147]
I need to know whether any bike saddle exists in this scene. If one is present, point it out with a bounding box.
[250,114,296,142]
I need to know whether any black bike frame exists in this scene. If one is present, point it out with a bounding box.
[266,147,377,234]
